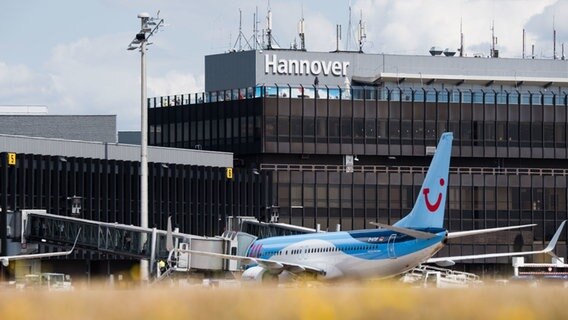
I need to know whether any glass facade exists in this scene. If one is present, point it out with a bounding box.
[0,153,270,239]
[149,85,568,271]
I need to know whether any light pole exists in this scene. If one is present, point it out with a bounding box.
[127,11,164,282]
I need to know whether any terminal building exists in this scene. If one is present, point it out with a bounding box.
[148,49,568,274]
[0,113,269,280]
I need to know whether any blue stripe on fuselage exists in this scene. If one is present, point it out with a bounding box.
[253,228,446,261]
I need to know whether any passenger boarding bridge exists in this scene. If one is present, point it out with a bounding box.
[7,210,214,274]
[5,210,319,277]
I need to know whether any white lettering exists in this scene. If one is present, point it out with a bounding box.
[321,60,333,75]
[342,61,350,76]
[300,60,309,74]
[264,54,350,77]
[310,61,321,75]
[277,60,288,74]
[289,60,299,75]
[265,54,277,74]
[332,61,342,76]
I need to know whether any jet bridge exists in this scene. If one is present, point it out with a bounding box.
[6,210,248,275]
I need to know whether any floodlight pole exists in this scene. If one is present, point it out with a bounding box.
[139,15,149,283]
[128,12,163,282]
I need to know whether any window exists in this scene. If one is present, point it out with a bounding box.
[354,119,365,139]
[341,118,352,138]
[278,117,289,137]
[265,117,276,139]
[291,116,302,137]
[303,117,315,138]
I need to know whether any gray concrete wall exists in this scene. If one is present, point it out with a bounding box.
[205,51,257,91]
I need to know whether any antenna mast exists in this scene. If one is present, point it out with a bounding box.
[298,6,305,51]
[346,3,352,51]
[266,8,272,49]
[357,10,366,53]
[336,24,342,52]
[239,9,242,50]
[553,16,557,59]
[490,20,498,58]
[522,28,526,59]
[232,9,252,51]
[250,7,262,50]
[459,18,464,57]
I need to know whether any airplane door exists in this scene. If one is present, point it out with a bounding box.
[387,234,396,259]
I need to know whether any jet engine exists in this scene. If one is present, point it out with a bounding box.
[241,266,278,283]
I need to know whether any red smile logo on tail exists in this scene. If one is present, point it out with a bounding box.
[423,178,444,212]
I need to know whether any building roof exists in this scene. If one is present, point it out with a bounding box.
[0,114,117,143]
[353,72,568,89]
[0,134,232,168]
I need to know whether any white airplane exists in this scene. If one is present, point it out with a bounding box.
[182,133,566,282]
[0,229,81,267]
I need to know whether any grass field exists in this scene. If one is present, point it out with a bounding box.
[1,281,568,320]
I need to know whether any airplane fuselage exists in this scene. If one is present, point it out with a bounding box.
[246,228,447,279]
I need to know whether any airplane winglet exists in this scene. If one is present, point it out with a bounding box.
[427,220,567,264]
[370,222,438,239]
[543,220,566,255]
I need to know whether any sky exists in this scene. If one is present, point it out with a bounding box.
[0,0,566,130]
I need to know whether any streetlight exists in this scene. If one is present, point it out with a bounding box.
[127,11,164,282]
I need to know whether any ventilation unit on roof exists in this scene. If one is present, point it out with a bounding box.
[429,46,443,56]
[443,48,456,56]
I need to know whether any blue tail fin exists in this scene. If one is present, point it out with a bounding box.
[394,132,453,229]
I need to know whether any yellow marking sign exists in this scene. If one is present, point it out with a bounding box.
[8,153,16,166]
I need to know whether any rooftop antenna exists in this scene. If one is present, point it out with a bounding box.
[459,18,464,57]
[253,8,257,50]
[346,2,352,51]
[553,16,557,59]
[357,10,366,53]
[250,6,262,50]
[522,28,526,59]
[266,3,273,49]
[263,2,280,50]
[336,24,342,52]
[490,20,498,58]
[298,5,305,51]
[238,9,242,50]
[232,9,251,51]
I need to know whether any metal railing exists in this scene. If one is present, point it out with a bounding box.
[148,85,567,109]
[260,164,568,176]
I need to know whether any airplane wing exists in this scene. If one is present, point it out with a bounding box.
[427,221,566,265]
[0,228,81,267]
[178,249,326,275]
[369,222,438,239]
[447,224,537,239]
